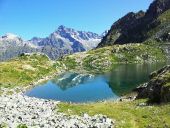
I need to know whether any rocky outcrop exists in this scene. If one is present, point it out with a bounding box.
[98,11,145,47]
[0,94,114,128]
[98,0,170,47]
[145,0,170,18]
[136,65,170,103]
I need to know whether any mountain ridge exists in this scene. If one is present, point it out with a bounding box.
[98,0,170,47]
[0,26,102,61]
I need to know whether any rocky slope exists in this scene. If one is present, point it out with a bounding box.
[56,43,166,73]
[98,0,170,47]
[0,94,114,128]
[136,65,170,103]
[0,43,166,93]
[0,26,102,61]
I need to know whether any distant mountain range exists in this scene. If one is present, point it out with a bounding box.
[1,0,169,61]
[0,26,103,61]
[98,0,170,47]
[0,33,37,61]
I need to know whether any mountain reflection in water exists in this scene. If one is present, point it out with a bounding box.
[25,62,167,103]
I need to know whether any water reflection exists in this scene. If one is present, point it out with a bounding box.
[107,63,166,95]
[25,62,167,102]
[51,72,95,90]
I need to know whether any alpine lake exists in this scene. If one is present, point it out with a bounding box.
[25,62,167,103]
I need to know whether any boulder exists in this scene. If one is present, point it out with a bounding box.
[136,65,170,103]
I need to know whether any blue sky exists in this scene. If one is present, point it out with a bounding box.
[0,0,153,40]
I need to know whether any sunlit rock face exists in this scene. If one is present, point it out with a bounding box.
[28,25,102,59]
[0,26,102,61]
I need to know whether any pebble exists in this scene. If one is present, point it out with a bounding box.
[0,94,114,128]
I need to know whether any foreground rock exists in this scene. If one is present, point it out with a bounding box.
[0,94,114,128]
[135,65,170,103]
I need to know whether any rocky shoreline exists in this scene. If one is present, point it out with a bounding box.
[0,69,136,128]
[0,72,112,128]
[0,94,114,128]
[135,65,170,103]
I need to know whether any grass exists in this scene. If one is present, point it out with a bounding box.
[1,43,165,90]
[59,56,77,70]
[0,41,169,127]
[56,43,166,73]
[17,124,28,128]
[58,99,170,128]
[158,9,170,23]
[0,54,56,89]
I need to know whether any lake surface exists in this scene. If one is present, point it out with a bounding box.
[25,63,167,103]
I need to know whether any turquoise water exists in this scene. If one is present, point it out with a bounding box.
[25,63,167,103]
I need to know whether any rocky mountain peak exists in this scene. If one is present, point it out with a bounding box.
[1,33,21,40]
[112,10,145,30]
[98,0,170,47]
[29,37,43,43]
[53,25,102,42]
[0,33,23,43]
[56,25,76,34]
[0,26,102,61]
[146,0,170,18]
[51,25,102,51]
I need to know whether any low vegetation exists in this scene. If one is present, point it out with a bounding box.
[58,100,170,128]
[56,43,166,73]
[0,43,166,91]
[0,42,169,127]
[0,53,56,89]
[57,64,170,127]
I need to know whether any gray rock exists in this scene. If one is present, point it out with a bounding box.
[0,94,114,127]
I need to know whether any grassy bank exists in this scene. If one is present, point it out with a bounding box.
[0,54,57,89]
[58,100,170,128]
[0,43,166,90]
[56,43,166,73]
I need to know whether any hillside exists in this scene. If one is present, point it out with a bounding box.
[98,0,170,47]
[0,53,56,92]
[0,42,166,93]
[56,43,166,73]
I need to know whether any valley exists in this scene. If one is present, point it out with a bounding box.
[0,0,170,127]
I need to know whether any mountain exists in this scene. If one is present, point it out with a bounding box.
[0,33,37,61]
[98,0,170,47]
[29,25,101,50]
[28,25,101,59]
[0,26,102,61]
[55,25,101,50]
